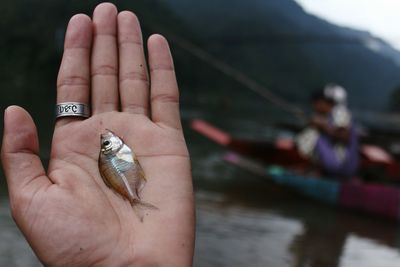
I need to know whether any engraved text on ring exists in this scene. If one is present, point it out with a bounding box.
[58,104,78,114]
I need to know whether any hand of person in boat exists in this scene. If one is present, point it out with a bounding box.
[310,115,329,131]
[1,3,194,266]
[310,115,350,143]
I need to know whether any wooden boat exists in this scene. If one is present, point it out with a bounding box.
[191,119,400,179]
[191,119,400,221]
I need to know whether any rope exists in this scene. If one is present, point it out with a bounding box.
[157,30,306,119]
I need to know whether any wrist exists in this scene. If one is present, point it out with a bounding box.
[129,244,193,267]
[94,244,182,267]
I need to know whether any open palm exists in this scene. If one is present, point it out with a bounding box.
[1,3,194,266]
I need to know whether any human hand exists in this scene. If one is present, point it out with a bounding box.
[1,3,194,266]
[309,115,328,130]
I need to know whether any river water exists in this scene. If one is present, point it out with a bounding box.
[2,149,400,267]
[1,114,400,267]
[188,121,400,267]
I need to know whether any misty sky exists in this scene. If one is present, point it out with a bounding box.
[294,0,400,50]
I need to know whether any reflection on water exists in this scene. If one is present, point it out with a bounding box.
[193,189,400,267]
[194,191,303,267]
[189,130,400,267]
[341,235,400,267]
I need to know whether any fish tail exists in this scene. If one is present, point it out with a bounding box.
[130,199,158,222]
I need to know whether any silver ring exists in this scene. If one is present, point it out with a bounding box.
[56,102,90,118]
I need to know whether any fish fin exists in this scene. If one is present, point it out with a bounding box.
[135,177,146,195]
[102,177,113,189]
[130,199,158,222]
[139,169,147,182]
[135,158,147,183]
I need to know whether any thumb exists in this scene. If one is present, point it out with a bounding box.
[1,106,50,197]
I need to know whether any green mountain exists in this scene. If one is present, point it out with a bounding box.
[164,0,400,110]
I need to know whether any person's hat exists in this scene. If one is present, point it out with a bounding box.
[324,83,347,105]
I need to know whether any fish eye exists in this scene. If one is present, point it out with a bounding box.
[103,140,111,147]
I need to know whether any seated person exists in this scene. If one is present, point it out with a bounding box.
[297,84,359,179]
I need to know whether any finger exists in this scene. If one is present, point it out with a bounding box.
[1,106,50,198]
[56,14,92,127]
[118,11,150,116]
[148,34,181,129]
[91,3,119,114]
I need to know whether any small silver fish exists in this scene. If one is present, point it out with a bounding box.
[99,129,156,221]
